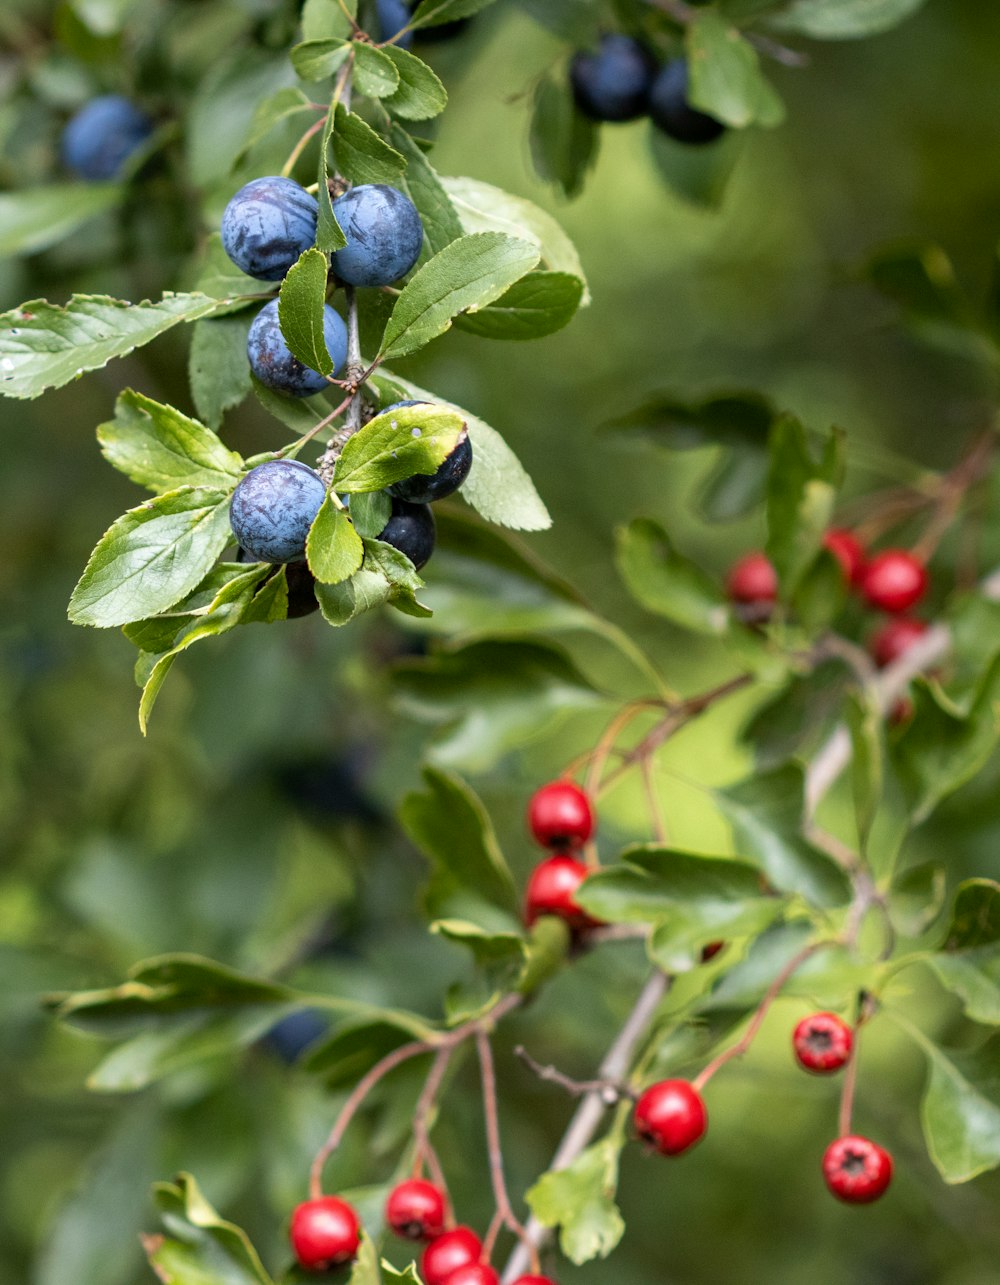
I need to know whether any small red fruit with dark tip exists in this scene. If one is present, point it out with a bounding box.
[633,1079,707,1155]
[793,1012,853,1073]
[421,1227,482,1285]
[861,550,928,614]
[869,617,929,668]
[289,1196,361,1270]
[824,529,866,585]
[726,551,778,606]
[443,1265,500,1285]
[524,854,599,931]
[528,780,595,847]
[822,1135,893,1203]
[385,1178,446,1241]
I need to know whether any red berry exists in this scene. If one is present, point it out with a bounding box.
[421,1227,482,1285]
[633,1079,707,1155]
[524,854,598,931]
[822,1135,893,1203]
[527,780,595,847]
[890,695,914,725]
[823,529,866,585]
[700,941,724,963]
[869,617,929,668]
[792,1011,853,1074]
[443,1266,499,1285]
[726,551,778,606]
[512,1278,557,1284]
[861,550,928,614]
[289,1197,361,1270]
[385,1178,446,1241]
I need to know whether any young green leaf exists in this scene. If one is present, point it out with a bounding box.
[526,1139,625,1265]
[347,490,392,539]
[317,96,348,252]
[279,247,335,375]
[333,105,407,186]
[306,496,365,584]
[152,1173,274,1285]
[0,183,125,257]
[381,45,448,120]
[905,1027,1000,1183]
[453,271,584,340]
[686,12,786,128]
[333,403,466,492]
[615,518,730,634]
[234,86,317,165]
[926,879,1000,1024]
[765,416,844,596]
[97,390,244,493]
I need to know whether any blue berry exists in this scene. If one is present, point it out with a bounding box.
[263,1010,329,1063]
[649,59,726,145]
[236,545,319,616]
[382,402,472,503]
[247,299,347,397]
[377,497,435,570]
[230,460,326,564]
[376,0,414,47]
[331,184,423,287]
[221,176,319,281]
[61,95,153,180]
[570,35,656,124]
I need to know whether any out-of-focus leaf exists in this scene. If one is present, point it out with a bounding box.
[615,518,730,634]
[686,11,785,128]
[526,1140,625,1265]
[926,880,1000,1023]
[765,416,844,596]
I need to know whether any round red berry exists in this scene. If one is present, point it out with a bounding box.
[861,550,928,614]
[633,1079,707,1155]
[822,1135,893,1203]
[726,551,778,606]
[512,1278,557,1284]
[421,1227,482,1285]
[527,780,595,847]
[869,617,929,668]
[289,1196,361,1270]
[524,854,598,931]
[823,529,866,585]
[443,1265,499,1285]
[792,1012,853,1074]
[385,1178,446,1241]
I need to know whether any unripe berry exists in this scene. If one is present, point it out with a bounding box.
[444,1265,500,1285]
[385,1179,446,1241]
[633,1079,707,1155]
[524,854,597,931]
[289,1196,361,1270]
[860,550,928,614]
[527,780,594,847]
[823,528,866,586]
[869,617,929,668]
[822,1136,893,1203]
[726,551,777,608]
[792,1012,853,1074]
[421,1227,482,1285]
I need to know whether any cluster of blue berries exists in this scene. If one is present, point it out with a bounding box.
[570,36,725,145]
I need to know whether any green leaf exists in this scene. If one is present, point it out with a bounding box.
[647,127,742,208]
[152,1172,274,1285]
[526,1140,625,1265]
[846,692,883,852]
[0,292,228,400]
[306,496,365,584]
[88,1015,262,1093]
[714,766,851,906]
[303,1017,429,1087]
[348,1235,382,1285]
[96,390,244,494]
[615,518,729,635]
[317,96,348,253]
[431,920,527,985]
[529,72,598,198]
[387,126,464,262]
[0,182,124,257]
[889,861,947,938]
[453,271,584,340]
[315,537,430,625]
[68,488,234,628]
[907,1029,1000,1183]
[354,43,401,98]
[189,315,254,430]
[334,105,407,185]
[279,248,335,376]
[302,0,358,40]
[381,1262,423,1283]
[194,234,268,304]
[381,46,448,120]
[740,661,850,769]
[517,915,571,996]
[348,490,392,539]
[765,416,844,595]
[604,390,775,451]
[290,36,352,82]
[333,403,466,492]
[926,880,1000,1024]
[686,11,785,128]
[399,766,520,919]
[771,0,928,39]
[234,86,317,166]
[409,0,500,25]
[379,233,540,358]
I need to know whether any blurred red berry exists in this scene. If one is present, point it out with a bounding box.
[385,1178,446,1241]
[527,780,595,847]
[824,529,866,585]
[421,1227,482,1285]
[633,1079,707,1155]
[726,551,778,606]
[524,854,599,931]
[861,550,928,614]
[289,1197,360,1270]
[869,617,929,668]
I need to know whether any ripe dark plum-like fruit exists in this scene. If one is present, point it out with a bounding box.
[385,1179,446,1240]
[331,184,423,286]
[289,1196,361,1269]
[726,551,777,607]
[860,550,928,614]
[649,59,726,145]
[421,1227,482,1285]
[824,528,866,586]
[822,1136,893,1204]
[528,780,595,847]
[263,1009,328,1062]
[221,176,318,281]
[792,1012,853,1074]
[570,34,656,123]
[524,855,598,931]
[247,299,348,397]
[633,1079,707,1155]
[869,617,929,668]
[376,0,414,47]
[62,95,153,180]
[237,546,319,617]
[230,460,326,564]
[382,401,473,502]
[377,497,436,570]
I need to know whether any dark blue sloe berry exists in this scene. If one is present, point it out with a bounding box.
[236,545,319,617]
[376,0,414,47]
[221,176,319,281]
[61,95,153,180]
[570,34,656,123]
[649,59,726,145]
[377,497,436,571]
[263,1010,329,1064]
[247,299,348,398]
[381,401,472,503]
[331,184,423,287]
[230,460,326,564]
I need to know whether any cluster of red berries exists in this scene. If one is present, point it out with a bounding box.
[289,1179,556,1281]
[523,781,599,931]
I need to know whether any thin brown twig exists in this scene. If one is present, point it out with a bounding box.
[514,1045,636,1103]
[476,1030,530,1253]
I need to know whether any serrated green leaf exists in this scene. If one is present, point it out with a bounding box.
[616,517,730,634]
[306,496,365,584]
[770,0,927,39]
[526,1140,625,1265]
[453,271,584,340]
[0,182,125,257]
[333,403,465,492]
[317,95,348,252]
[926,880,1000,1024]
[302,0,357,40]
[354,43,401,97]
[290,36,352,82]
[529,72,598,198]
[686,11,785,129]
[387,126,464,261]
[909,1030,1000,1183]
[333,105,407,185]
[69,488,234,628]
[279,248,334,375]
[348,490,392,539]
[97,390,244,494]
[189,314,254,430]
[381,45,448,120]
[0,292,228,400]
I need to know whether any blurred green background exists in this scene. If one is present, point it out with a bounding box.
[4,0,1000,1281]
